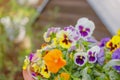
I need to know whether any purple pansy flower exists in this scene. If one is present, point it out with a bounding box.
[88,51,97,63]
[75,18,95,39]
[87,46,100,63]
[112,48,120,72]
[97,48,105,65]
[74,52,87,66]
[64,25,80,41]
[99,37,110,47]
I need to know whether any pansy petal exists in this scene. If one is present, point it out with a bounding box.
[112,48,120,71]
[97,48,105,65]
[64,25,80,41]
[87,46,100,63]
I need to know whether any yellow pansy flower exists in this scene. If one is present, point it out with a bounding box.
[40,65,50,78]
[57,30,72,49]
[106,34,120,52]
[111,35,120,44]
[31,63,41,73]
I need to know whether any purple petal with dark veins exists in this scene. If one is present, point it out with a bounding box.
[80,31,88,37]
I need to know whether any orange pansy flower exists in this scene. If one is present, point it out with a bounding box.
[43,49,66,73]
[60,72,70,80]
[54,72,70,80]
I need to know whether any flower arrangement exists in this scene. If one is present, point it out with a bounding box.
[22,18,120,80]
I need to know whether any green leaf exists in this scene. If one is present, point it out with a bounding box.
[103,59,120,71]
[96,74,108,80]
[81,67,92,80]
[73,78,81,80]
[93,69,102,76]
[108,70,120,80]
[73,71,81,77]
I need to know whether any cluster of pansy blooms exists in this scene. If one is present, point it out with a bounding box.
[22,18,120,80]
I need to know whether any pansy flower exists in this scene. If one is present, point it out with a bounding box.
[112,48,120,72]
[40,64,50,78]
[87,46,100,63]
[64,25,80,41]
[23,53,35,70]
[43,27,60,42]
[54,72,70,80]
[30,60,50,79]
[75,18,95,39]
[74,52,87,66]
[106,35,120,52]
[56,30,73,48]
[106,30,120,51]
[60,72,70,80]
[43,49,66,73]
[23,50,48,80]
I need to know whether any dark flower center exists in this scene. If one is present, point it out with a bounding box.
[76,55,85,65]
[79,26,90,37]
[109,42,118,51]
[62,34,72,45]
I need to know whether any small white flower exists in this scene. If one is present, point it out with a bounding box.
[75,18,95,39]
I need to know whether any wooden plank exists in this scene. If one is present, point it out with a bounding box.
[34,0,112,41]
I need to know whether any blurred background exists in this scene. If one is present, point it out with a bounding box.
[0,0,118,80]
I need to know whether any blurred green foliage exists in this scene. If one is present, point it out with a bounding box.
[0,0,38,80]
[0,0,60,79]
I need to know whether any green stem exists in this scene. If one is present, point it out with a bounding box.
[62,67,77,79]
[62,67,69,73]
